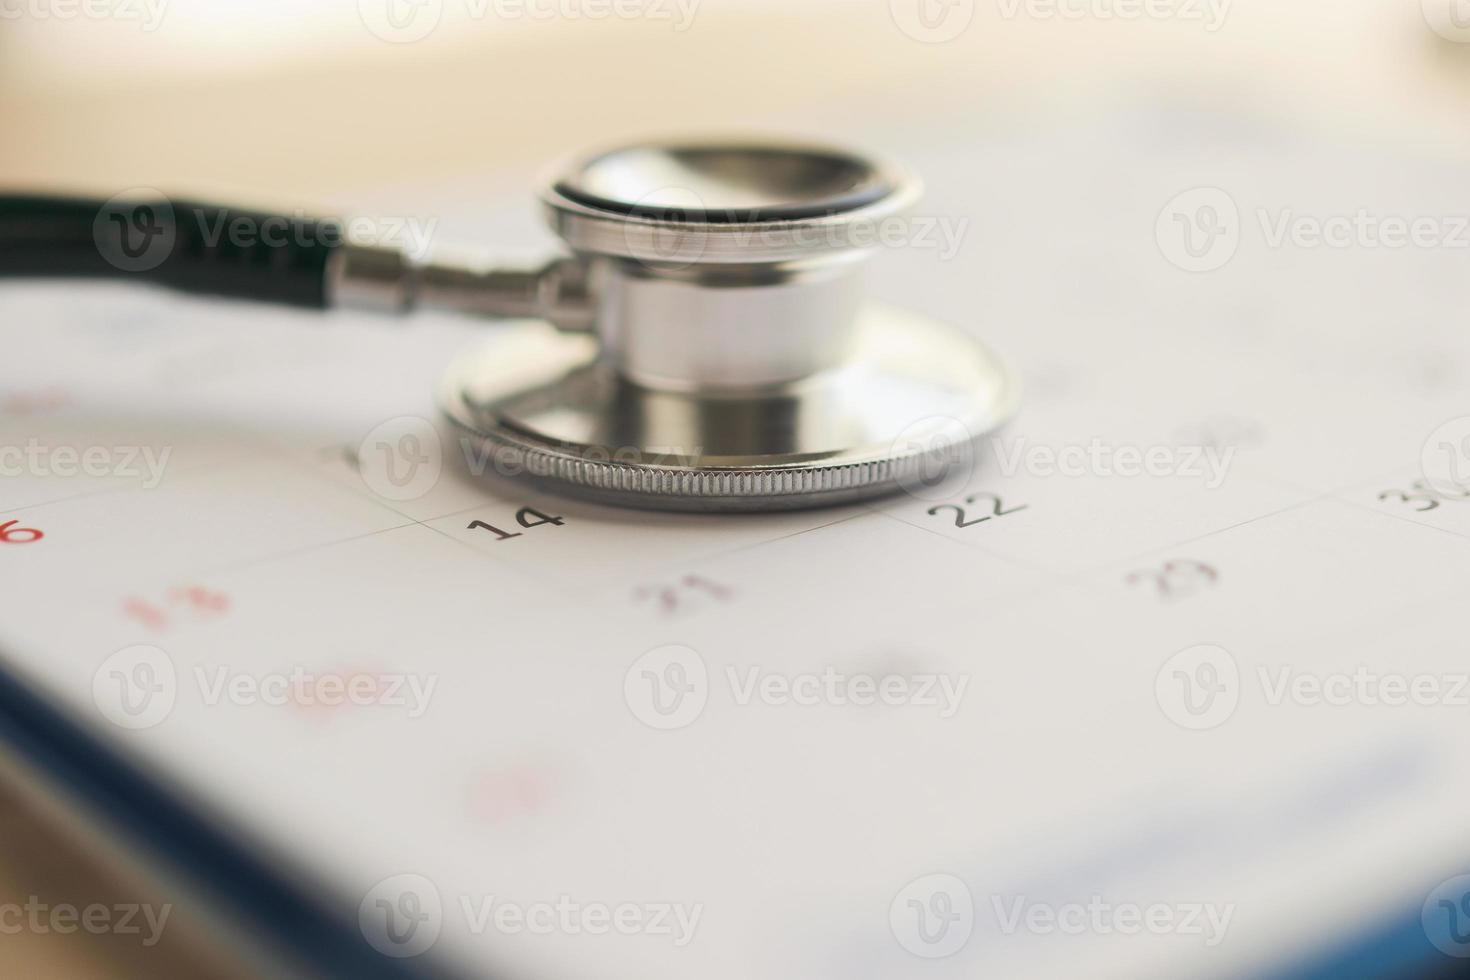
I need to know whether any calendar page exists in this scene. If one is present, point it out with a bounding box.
[4,94,1470,980]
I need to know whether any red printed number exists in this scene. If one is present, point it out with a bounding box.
[0,520,43,544]
[123,584,230,631]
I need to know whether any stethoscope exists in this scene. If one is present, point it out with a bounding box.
[2,139,1017,511]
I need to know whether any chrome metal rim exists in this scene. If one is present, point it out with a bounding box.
[440,305,1019,512]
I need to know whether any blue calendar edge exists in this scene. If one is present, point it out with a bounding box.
[0,651,1464,980]
[0,648,483,980]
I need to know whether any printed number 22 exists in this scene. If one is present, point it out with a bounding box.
[927,493,1027,528]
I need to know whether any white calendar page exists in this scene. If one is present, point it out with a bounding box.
[4,94,1470,980]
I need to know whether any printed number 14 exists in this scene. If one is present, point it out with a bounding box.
[468,507,565,541]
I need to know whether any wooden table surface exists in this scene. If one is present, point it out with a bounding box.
[0,768,253,979]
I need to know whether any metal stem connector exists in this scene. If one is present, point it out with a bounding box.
[329,243,594,333]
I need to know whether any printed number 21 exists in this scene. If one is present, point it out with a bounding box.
[927,492,1027,528]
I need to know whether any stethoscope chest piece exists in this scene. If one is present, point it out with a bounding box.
[440,139,1019,512]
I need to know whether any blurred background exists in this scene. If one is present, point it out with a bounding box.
[5,0,1470,207]
[4,0,1470,975]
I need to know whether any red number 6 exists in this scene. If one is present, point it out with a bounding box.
[0,519,44,544]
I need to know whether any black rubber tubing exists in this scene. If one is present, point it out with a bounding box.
[0,194,342,308]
